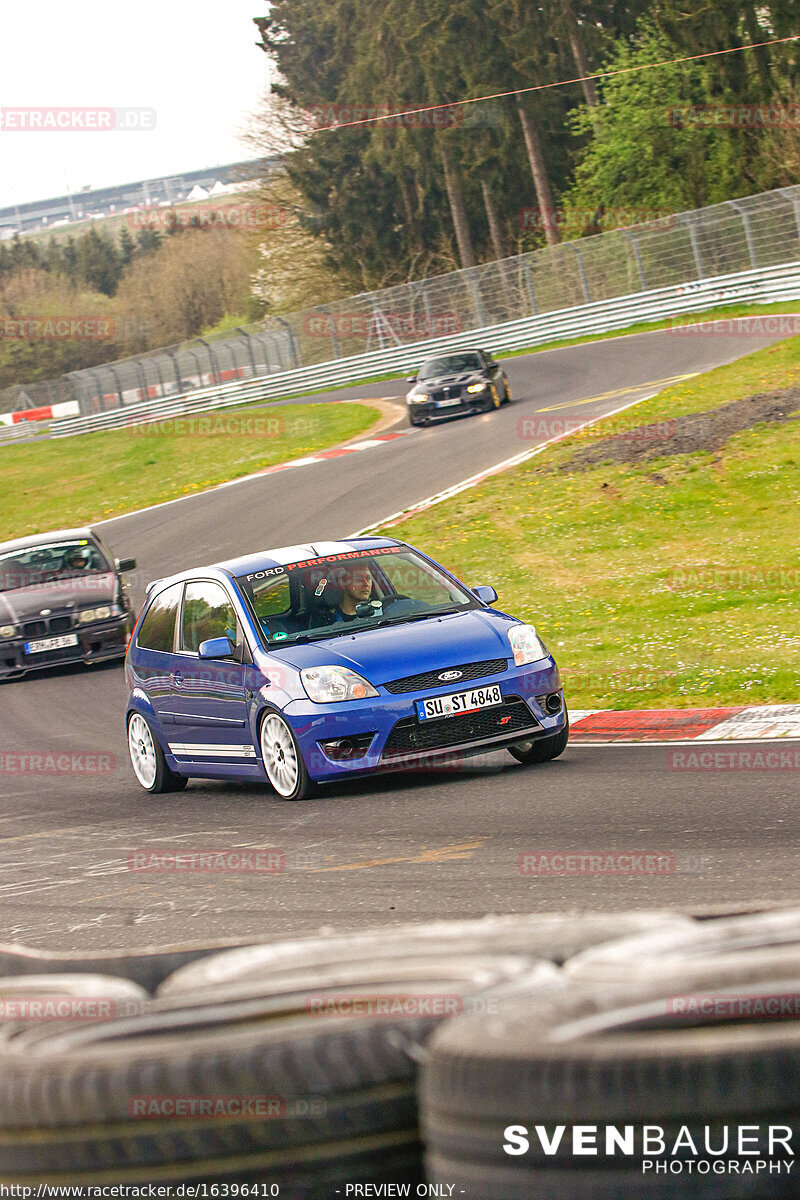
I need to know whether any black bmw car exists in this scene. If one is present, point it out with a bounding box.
[0,528,137,680]
[405,349,511,426]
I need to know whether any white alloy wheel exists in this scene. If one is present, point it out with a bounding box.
[128,713,157,790]
[260,714,300,798]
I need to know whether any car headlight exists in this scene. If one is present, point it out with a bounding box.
[407,392,428,403]
[79,605,115,624]
[466,382,487,393]
[508,624,548,666]
[0,624,18,639]
[300,666,379,703]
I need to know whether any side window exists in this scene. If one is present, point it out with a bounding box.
[137,582,183,653]
[180,581,238,653]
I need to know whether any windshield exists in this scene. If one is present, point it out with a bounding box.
[418,354,484,379]
[0,540,112,593]
[236,547,477,647]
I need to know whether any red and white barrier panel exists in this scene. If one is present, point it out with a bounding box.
[0,401,80,426]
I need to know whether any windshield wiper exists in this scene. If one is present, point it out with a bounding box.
[267,607,469,647]
[371,606,468,629]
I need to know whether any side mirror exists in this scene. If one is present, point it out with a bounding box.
[406,376,417,383]
[473,585,498,605]
[198,636,235,660]
[116,557,137,572]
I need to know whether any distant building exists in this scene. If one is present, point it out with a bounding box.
[0,158,275,237]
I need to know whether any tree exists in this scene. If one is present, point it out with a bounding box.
[564,25,745,216]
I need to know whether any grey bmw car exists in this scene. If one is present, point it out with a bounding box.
[405,349,511,426]
[0,528,137,679]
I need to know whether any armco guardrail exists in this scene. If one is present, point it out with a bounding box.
[2,182,800,429]
[2,260,799,445]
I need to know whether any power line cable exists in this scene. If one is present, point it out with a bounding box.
[309,35,800,132]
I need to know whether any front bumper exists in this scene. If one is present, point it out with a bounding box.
[408,395,487,422]
[0,615,131,679]
[281,660,564,782]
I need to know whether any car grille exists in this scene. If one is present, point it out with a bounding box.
[22,616,74,639]
[383,658,508,694]
[382,696,537,758]
[431,385,463,403]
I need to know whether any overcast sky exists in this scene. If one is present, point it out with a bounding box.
[0,1,273,208]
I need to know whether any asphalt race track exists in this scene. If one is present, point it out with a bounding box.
[1,327,796,952]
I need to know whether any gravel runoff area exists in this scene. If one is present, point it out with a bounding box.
[554,384,800,475]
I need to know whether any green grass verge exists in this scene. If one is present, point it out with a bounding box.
[1,403,379,538]
[383,336,800,710]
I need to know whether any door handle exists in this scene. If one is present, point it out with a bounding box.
[173,671,184,686]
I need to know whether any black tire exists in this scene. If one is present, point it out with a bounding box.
[157,913,694,997]
[481,382,502,412]
[126,712,187,794]
[509,713,569,764]
[420,942,800,1198]
[503,375,512,403]
[0,954,545,1185]
[258,709,317,801]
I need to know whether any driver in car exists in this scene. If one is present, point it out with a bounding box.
[331,564,378,622]
[63,546,93,572]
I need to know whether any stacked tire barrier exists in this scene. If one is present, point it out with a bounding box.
[1,909,798,1196]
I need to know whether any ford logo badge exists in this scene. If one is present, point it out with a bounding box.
[438,670,463,681]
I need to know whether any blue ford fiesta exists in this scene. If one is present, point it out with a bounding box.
[125,538,568,800]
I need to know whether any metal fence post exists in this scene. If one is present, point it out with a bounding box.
[620,231,647,290]
[678,215,706,279]
[568,244,591,303]
[523,262,538,315]
[778,187,800,243]
[236,328,258,377]
[273,316,300,369]
[728,199,758,269]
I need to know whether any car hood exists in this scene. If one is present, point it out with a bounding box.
[412,371,486,391]
[0,574,118,623]
[268,609,516,685]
